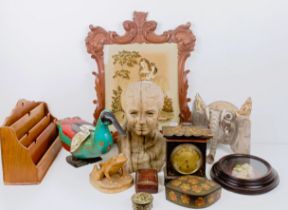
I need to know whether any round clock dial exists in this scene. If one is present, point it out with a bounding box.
[170,144,202,174]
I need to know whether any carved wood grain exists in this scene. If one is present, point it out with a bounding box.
[86,11,196,124]
[0,100,61,184]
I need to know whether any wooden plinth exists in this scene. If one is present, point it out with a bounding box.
[90,172,133,193]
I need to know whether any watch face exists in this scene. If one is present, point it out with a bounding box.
[170,144,202,174]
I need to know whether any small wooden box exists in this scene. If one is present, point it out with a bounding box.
[135,169,158,193]
[0,99,62,184]
[166,176,221,208]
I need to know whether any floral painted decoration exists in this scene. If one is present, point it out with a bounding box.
[166,175,221,208]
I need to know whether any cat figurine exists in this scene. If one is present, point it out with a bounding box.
[192,94,252,164]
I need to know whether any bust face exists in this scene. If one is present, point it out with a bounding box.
[125,98,159,136]
[121,81,164,136]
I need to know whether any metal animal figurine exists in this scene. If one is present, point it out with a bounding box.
[192,94,252,164]
[57,110,126,167]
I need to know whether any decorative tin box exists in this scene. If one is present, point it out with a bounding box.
[132,192,153,210]
[163,125,213,183]
[165,176,221,208]
[136,169,158,193]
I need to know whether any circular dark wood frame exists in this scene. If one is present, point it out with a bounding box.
[85,11,196,124]
[210,154,279,195]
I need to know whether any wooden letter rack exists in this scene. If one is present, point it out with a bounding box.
[0,99,62,184]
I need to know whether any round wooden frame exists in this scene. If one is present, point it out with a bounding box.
[210,154,279,195]
[85,11,196,124]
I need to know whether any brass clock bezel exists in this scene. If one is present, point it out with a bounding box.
[170,143,203,175]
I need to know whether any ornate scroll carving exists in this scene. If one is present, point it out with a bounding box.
[86,11,196,124]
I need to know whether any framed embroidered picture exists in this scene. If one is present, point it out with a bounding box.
[86,11,196,125]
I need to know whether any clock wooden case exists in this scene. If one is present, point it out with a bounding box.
[163,125,212,183]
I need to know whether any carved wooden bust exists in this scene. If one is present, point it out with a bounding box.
[118,81,166,173]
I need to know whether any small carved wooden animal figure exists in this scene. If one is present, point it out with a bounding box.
[92,153,128,180]
[138,58,158,81]
[192,94,252,164]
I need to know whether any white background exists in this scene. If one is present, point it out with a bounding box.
[0,0,287,209]
[1,0,288,143]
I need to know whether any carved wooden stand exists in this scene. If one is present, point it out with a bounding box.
[90,167,133,193]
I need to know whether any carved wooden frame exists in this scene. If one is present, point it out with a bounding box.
[86,11,196,124]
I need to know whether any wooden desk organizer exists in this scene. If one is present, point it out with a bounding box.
[0,99,62,184]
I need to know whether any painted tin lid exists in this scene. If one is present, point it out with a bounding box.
[166,176,221,196]
[163,125,213,138]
